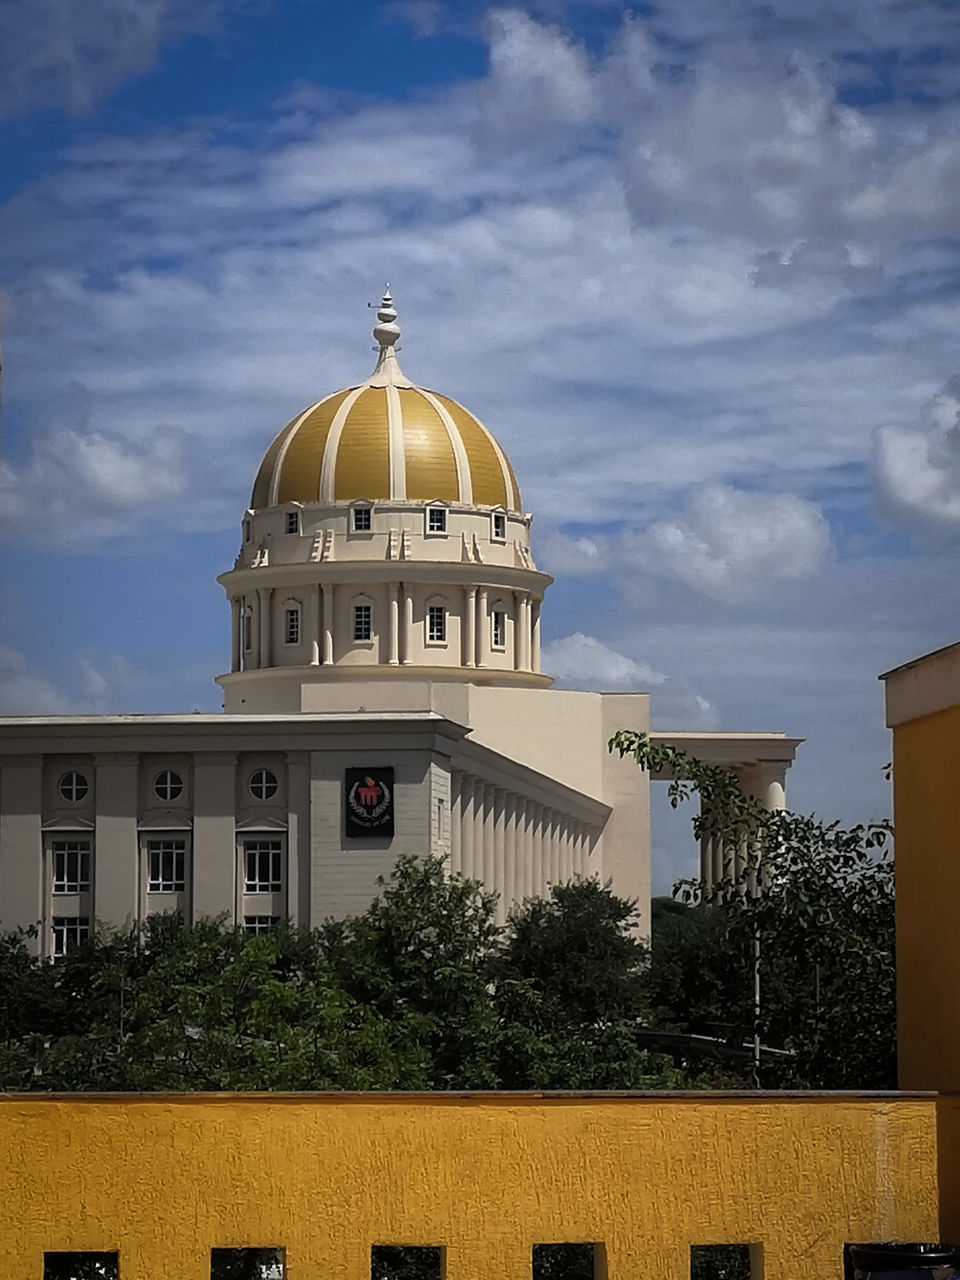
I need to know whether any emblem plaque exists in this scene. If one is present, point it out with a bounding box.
[344,767,395,838]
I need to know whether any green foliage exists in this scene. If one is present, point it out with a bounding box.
[611,729,896,1089]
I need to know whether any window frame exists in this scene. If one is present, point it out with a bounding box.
[284,605,301,646]
[153,769,184,802]
[146,835,188,894]
[491,511,507,541]
[352,505,372,532]
[51,915,90,958]
[492,609,507,650]
[57,771,89,804]
[243,915,279,936]
[426,602,447,645]
[353,602,373,643]
[51,838,92,895]
[243,839,284,894]
[426,506,447,535]
[284,509,301,534]
[248,768,279,801]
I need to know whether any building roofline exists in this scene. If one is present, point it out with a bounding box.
[879,638,960,681]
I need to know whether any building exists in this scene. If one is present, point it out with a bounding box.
[0,291,800,954]
[881,639,960,1093]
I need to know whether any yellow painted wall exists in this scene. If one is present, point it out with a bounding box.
[892,703,960,1092]
[0,1092,939,1280]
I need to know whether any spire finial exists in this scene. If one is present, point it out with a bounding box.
[372,285,401,350]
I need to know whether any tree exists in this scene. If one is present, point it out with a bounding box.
[611,730,896,1089]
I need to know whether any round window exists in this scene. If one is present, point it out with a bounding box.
[248,768,279,801]
[154,770,184,801]
[58,771,89,803]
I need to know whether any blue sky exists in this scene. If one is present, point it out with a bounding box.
[3,0,960,890]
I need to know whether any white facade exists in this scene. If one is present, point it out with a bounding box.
[0,291,802,951]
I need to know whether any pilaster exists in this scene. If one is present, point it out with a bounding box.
[192,753,237,922]
[0,754,43,937]
[94,753,139,931]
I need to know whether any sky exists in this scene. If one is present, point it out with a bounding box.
[2,0,960,893]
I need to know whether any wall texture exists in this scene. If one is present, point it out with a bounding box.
[892,703,960,1093]
[0,1092,939,1280]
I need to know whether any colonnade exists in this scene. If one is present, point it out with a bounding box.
[449,772,596,924]
[697,763,787,890]
[230,583,542,674]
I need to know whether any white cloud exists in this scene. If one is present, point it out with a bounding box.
[544,631,665,690]
[542,632,719,729]
[0,0,231,119]
[0,647,79,715]
[635,484,832,600]
[875,377,960,533]
[1,417,193,545]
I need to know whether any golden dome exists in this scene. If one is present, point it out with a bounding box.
[252,291,522,514]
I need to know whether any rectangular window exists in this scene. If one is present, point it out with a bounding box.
[427,604,446,643]
[353,506,372,531]
[147,837,187,893]
[244,840,283,893]
[243,519,251,542]
[51,916,89,957]
[427,507,446,532]
[45,1253,119,1280]
[285,510,300,534]
[243,915,279,936]
[690,1245,754,1280]
[354,603,372,641]
[492,610,506,648]
[533,1245,598,1280]
[372,1247,442,1280]
[492,512,506,539]
[244,610,252,650]
[51,839,91,894]
[284,607,300,645]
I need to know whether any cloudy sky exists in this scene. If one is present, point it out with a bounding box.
[2,0,960,891]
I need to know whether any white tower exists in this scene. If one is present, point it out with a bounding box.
[217,291,553,713]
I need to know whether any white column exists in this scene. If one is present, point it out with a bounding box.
[474,782,487,887]
[531,803,544,897]
[230,600,241,673]
[402,584,414,664]
[257,586,272,668]
[519,594,531,671]
[520,800,533,902]
[388,582,400,665]
[321,583,334,664]
[310,585,321,666]
[463,587,477,667]
[492,788,506,923]
[760,765,787,812]
[531,599,541,673]
[504,796,519,918]
[460,776,475,880]
[476,587,489,667]
[560,818,573,883]
[513,592,525,671]
[450,774,462,877]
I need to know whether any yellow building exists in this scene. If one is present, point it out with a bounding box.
[0,1090,955,1279]
[882,641,960,1095]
